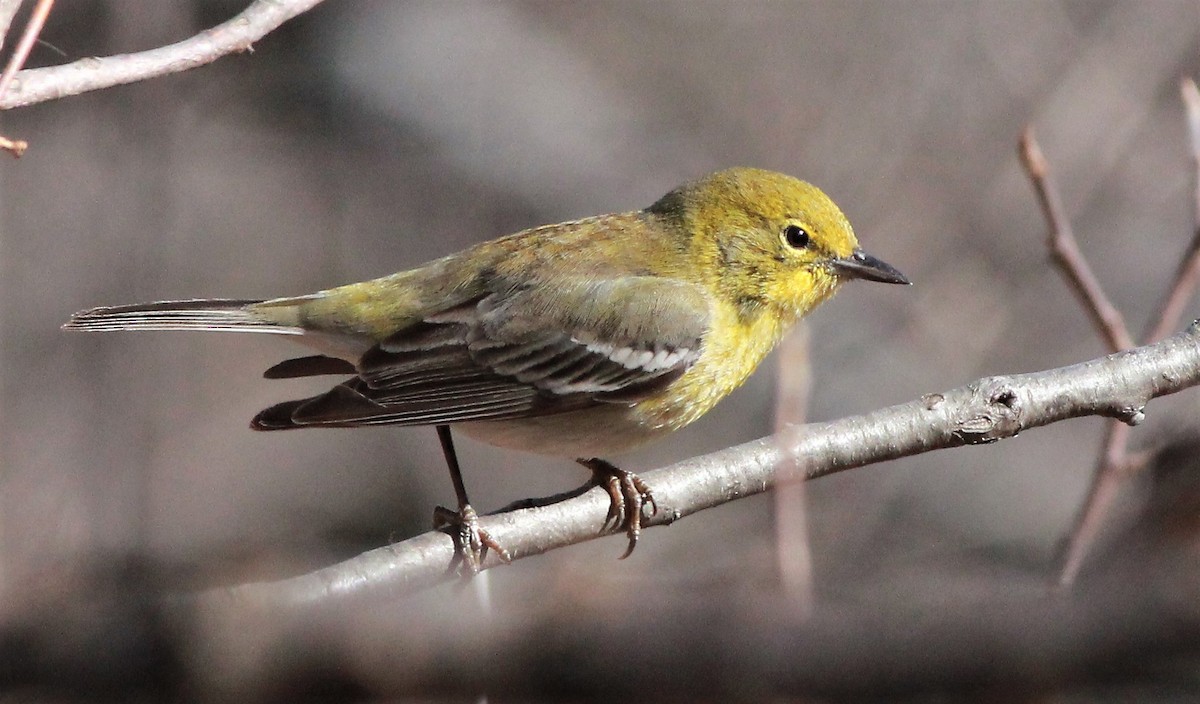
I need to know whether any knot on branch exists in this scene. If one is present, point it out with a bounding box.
[1113,405,1146,426]
[951,377,1024,445]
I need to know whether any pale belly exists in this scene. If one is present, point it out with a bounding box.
[458,404,672,459]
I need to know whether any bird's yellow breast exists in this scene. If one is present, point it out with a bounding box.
[460,300,795,458]
[631,299,792,431]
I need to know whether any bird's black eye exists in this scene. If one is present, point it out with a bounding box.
[783,224,810,249]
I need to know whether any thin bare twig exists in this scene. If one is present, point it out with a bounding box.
[0,0,24,54]
[0,0,50,100]
[0,0,50,156]
[1143,77,1200,344]
[0,131,24,155]
[212,324,1200,608]
[1019,128,1134,352]
[0,0,326,110]
[772,325,814,611]
[1057,421,1131,587]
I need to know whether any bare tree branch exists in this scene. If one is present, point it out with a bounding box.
[211,322,1200,610]
[772,325,815,611]
[0,0,50,156]
[1057,421,1131,586]
[0,0,50,102]
[1027,84,1200,587]
[1020,128,1143,587]
[1019,128,1134,352]
[0,0,326,110]
[1144,77,1200,345]
[0,0,24,55]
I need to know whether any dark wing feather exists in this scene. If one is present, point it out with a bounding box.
[263,355,357,379]
[252,277,709,430]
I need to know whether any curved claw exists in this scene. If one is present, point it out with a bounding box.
[434,504,512,576]
[600,474,626,531]
[578,458,658,560]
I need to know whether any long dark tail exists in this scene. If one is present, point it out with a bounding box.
[63,299,303,335]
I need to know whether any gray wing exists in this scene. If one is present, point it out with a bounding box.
[252,277,709,429]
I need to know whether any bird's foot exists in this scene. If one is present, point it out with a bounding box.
[433,503,512,576]
[578,457,659,559]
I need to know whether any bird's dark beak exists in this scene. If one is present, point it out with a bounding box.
[831,249,911,285]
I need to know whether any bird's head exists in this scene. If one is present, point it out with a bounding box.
[649,167,909,320]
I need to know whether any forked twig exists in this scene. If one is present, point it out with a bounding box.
[0,0,41,155]
[0,0,326,110]
[1022,80,1200,586]
[0,0,49,99]
[1019,129,1134,586]
[0,0,50,156]
[1144,78,1200,344]
[1019,128,1134,353]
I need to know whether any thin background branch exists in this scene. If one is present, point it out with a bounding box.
[1023,83,1200,587]
[1144,78,1200,345]
[0,0,23,54]
[0,0,326,110]
[772,325,815,612]
[212,324,1200,609]
[1019,128,1133,352]
[0,0,51,156]
[0,0,51,101]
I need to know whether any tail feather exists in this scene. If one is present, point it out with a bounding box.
[251,399,308,430]
[63,298,304,335]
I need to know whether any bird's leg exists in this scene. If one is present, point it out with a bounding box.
[577,458,659,559]
[433,424,511,574]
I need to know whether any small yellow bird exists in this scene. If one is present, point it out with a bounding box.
[65,167,908,570]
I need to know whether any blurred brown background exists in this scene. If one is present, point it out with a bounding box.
[3,0,1200,697]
